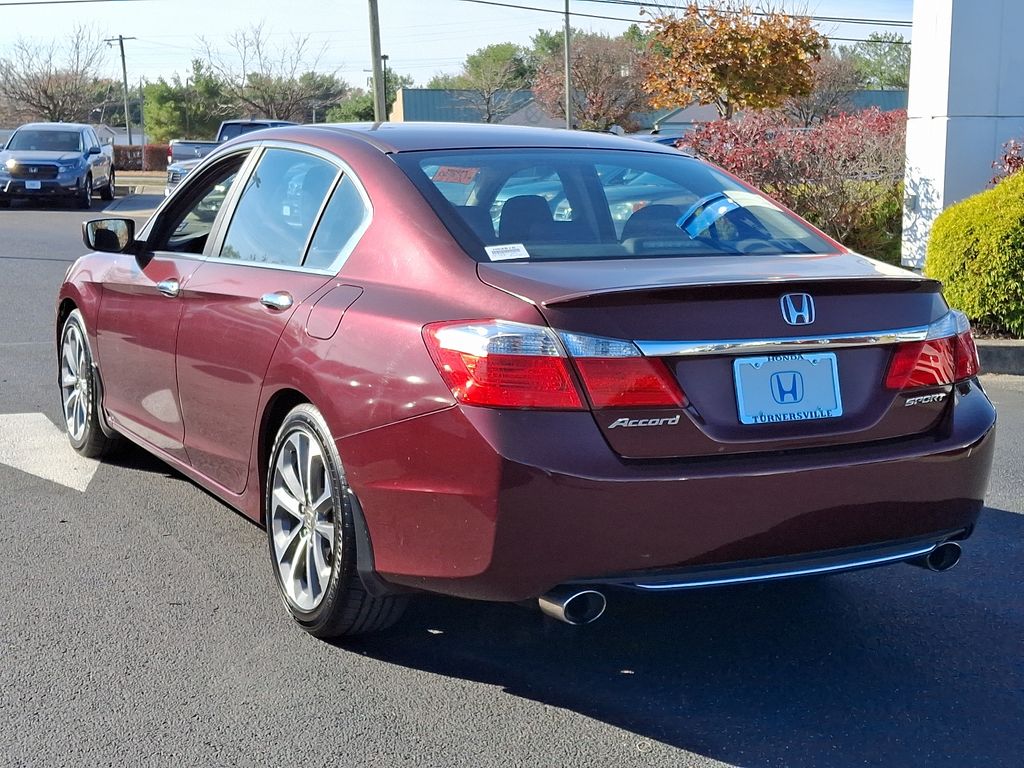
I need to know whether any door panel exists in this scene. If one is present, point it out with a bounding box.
[95,149,252,460]
[95,254,202,459]
[175,263,329,492]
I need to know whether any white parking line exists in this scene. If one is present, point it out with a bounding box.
[0,412,98,492]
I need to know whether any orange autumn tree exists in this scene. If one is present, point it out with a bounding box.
[643,2,825,119]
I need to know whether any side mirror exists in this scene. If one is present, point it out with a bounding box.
[83,218,135,253]
[88,145,101,156]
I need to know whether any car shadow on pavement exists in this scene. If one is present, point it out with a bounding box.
[343,508,1023,767]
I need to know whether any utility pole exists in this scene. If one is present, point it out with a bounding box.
[104,35,136,145]
[563,0,572,130]
[138,78,145,156]
[368,0,387,122]
[381,54,390,118]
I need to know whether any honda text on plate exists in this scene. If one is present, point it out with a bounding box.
[56,123,995,637]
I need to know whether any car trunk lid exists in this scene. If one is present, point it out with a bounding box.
[479,254,954,459]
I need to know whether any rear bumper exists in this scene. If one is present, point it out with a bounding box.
[579,532,965,591]
[339,379,996,602]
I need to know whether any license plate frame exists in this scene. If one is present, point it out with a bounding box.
[733,352,843,425]
[24,180,41,190]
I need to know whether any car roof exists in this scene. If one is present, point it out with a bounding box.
[309,122,680,155]
[15,123,90,131]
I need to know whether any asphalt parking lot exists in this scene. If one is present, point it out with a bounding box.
[1,195,1022,768]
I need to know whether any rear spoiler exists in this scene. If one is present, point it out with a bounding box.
[540,276,941,308]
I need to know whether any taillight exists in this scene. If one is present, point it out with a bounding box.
[559,330,686,408]
[423,321,687,410]
[573,358,687,408]
[423,320,583,409]
[953,329,979,380]
[885,311,980,390]
[885,338,955,389]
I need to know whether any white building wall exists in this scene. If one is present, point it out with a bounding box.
[902,0,1024,268]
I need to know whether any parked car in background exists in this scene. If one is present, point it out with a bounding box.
[0,122,114,208]
[165,158,202,197]
[167,119,297,166]
[58,123,994,641]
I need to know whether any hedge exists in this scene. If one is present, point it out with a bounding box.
[925,170,1024,337]
[112,144,169,172]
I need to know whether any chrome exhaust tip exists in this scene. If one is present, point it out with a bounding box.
[537,587,607,625]
[910,541,962,572]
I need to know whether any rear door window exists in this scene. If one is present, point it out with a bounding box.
[304,174,370,271]
[218,148,338,267]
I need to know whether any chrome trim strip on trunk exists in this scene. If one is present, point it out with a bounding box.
[635,327,931,357]
[634,311,969,358]
[630,542,937,590]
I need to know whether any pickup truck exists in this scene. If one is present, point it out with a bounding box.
[166,119,296,165]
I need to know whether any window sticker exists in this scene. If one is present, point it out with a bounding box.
[484,243,531,261]
[432,166,480,184]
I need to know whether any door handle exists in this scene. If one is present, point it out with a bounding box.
[157,279,179,298]
[260,291,293,311]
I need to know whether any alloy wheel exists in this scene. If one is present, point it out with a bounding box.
[269,426,337,612]
[60,323,89,441]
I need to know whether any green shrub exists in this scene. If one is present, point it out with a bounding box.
[925,171,1024,337]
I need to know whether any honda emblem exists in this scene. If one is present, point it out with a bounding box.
[780,293,815,326]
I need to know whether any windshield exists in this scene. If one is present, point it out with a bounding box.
[394,148,833,262]
[7,129,82,153]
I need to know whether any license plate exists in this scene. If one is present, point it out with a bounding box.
[733,352,843,425]
[25,180,41,190]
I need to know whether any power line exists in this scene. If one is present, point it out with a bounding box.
[457,0,641,23]
[0,0,148,6]
[579,0,912,28]
[454,0,911,44]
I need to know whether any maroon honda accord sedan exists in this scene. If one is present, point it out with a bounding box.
[56,123,995,637]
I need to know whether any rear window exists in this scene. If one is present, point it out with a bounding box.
[393,148,832,262]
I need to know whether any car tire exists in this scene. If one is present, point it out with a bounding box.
[78,175,93,209]
[59,309,120,458]
[266,403,408,638]
[0,199,10,208]
[100,170,115,201]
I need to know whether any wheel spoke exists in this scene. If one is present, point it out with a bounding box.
[311,537,330,583]
[65,390,80,432]
[305,538,320,595]
[75,396,86,435]
[311,485,332,516]
[61,373,77,388]
[62,336,78,375]
[278,455,304,504]
[314,520,334,542]
[288,543,307,593]
[272,486,302,521]
[295,434,312,504]
[274,524,303,564]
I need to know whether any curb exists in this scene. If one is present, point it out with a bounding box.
[976,340,1024,376]
[114,184,163,196]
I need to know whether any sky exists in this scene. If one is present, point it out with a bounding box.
[0,0,914,91]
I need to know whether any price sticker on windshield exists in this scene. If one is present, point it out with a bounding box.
[433,166,479,184]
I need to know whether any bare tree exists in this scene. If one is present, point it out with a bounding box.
[203,24,348,122]
[534,33,649,131]
[0,27,106,122]
[784,50,864,127]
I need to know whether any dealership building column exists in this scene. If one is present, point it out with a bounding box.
[901,0,1024,268]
